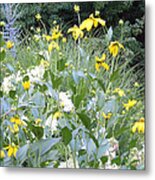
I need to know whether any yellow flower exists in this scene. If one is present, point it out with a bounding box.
[134,82,140,88]
[6,41,14,49]
[43,34,52,42]
[0,21,6,27]
[62,37,67,43]
[36,27,41,33]
[53,111,62,120]
[80,14,106,31]
[113,88,125,97]
[74,4,80,13]
[95,10,100,16]
[95,53,109,72]
[119,19,124,25]
[53,20,57,25]
[51,26,63,40]
[68,25,84,41]
[35,13,41,21]
[132,118,145,133]
[108,41,124,57]
[123,99,137,111]
[40,59,50,68]
[22,80,30,90]
[102,112,112,120]
[0,150,5,158]
[5,144,19,158]
[48,41,60,52]
[10,116,24,126]
[35,118,42,125]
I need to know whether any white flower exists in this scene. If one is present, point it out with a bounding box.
[27,65,45,82]
[59,157,79,168]
[59,92,74,113]
[45,114,58,132]
[2,74,16,94]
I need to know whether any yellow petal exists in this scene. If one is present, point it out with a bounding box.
[8,147,13,157]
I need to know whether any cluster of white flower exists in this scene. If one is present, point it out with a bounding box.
[1,71,22,94]
[45,115,58,132]
[59,92,74,113]
[1,65,45,94]
[27,65,45,83]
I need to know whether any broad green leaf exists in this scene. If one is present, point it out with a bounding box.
[30,138,61,156]
[16,144,29,164]
[61,126,72,146]
[77,112,91,129]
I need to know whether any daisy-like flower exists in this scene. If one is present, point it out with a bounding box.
[80,13,106,31]
[132,117,145,133]
[6,40,14,49]
[4,143,19,158]
[68,25,84,41]
[108,41,124,57]
[95,53,109,72]
[123,99,137,111]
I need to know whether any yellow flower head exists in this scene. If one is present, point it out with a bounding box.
[36,27,41,33]
[51,26,63,40]
[113,88,125,97]
[95,10,100,16]
[43,34,52,42]
[22,80,30,90]
[0,150,5,159]
[35,13,41,21]
[80,14,106,32]
[134,82,140,88]
[5,144,19,158]
[74,4,80,13]
[35,118,42,125]
[95,53,109,72]
[119,19,124,25]
[6,41,14,49]
[48,41,60,52]
[0,21,6,27]
[68,25,84,41]
[123,99,137,111]
[62,37,67,43]
[108,41,124,57]
[10,116,24,126]
[132,117,145,133]
[40,59,50,68]
[102,112,112,120]
[53,111,62,120]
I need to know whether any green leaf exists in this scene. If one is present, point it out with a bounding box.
[97,79,106,92]
[61,126,72,146]
[16,144,29,164]
[100,156,108,165]
[77,112,91,130]
[23,75,30,82]
[30,138,61,156]
[0,48,6,61]
[0,33,5,47]
[27,123,44,140]
[97,142,110,158]
[111,156,121,165]
[9,90,16,99]
[57,59,66,71]
[110,69,120,82]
